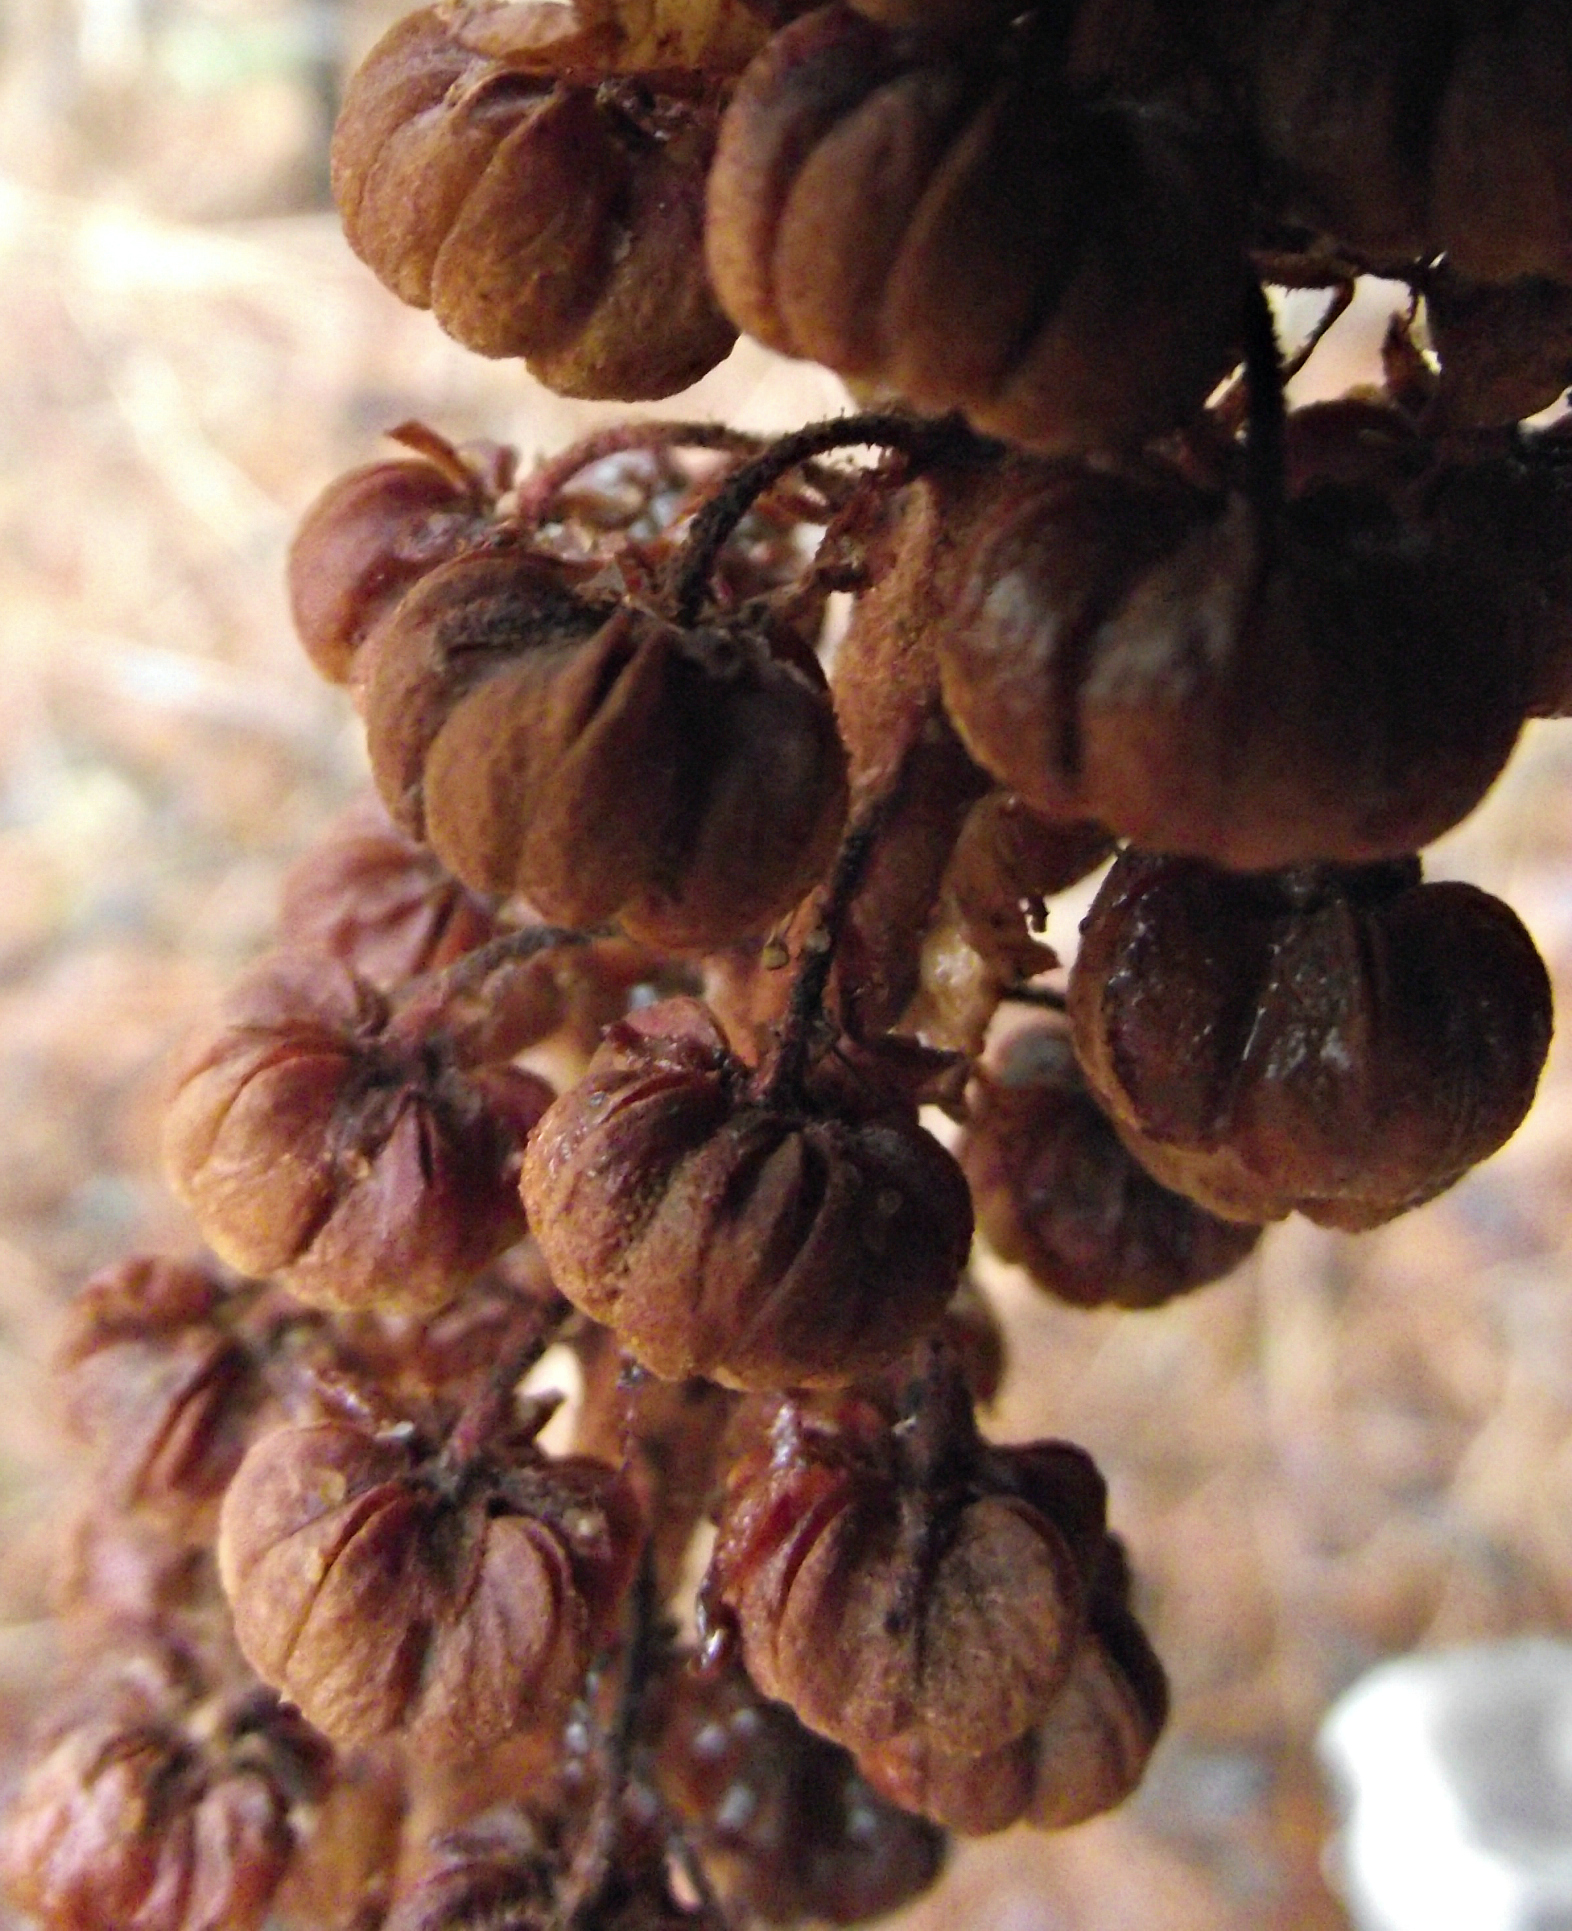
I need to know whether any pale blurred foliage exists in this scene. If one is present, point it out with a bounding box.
[2,8,1572,1929]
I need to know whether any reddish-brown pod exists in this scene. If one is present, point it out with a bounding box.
[331,8,736,398]
[162,950,553,1314]
[857,1537,1167,1834]
[359,546,848,951]
[0,1644,330,1931]
[961,1026,1261,1308]
[705,1390,1105,1759]
[936,447,1530,872]
[58,1254,274,1531]
[706,5,1248,453]
[1069,850,1554,1231]
[217,1417,641,1758]
[654,1658,948,1924]
[278,793,503,994]
[521,998,972,1389]
[287,426,511,687]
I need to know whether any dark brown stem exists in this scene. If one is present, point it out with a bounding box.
[1000,983,1068,1012]
[757,763,914,1110]
[1242,280,1287,519]
[563,1543,660,1929]
[511,423,768,530]
[668,411,972,626]
[386,420,511,503]
[385,922,595,1045]
[437,1297,570,1479]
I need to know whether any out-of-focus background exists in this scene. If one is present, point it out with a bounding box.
[3,4,1572,1926]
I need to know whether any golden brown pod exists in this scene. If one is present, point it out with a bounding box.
[1069,851,1554,1232]
[360,546,848,951]
[705,1392,1105,1758]
[521,999,972,1389]
[162,950,553,1314]
[331,8,736,398]
[706,5,1248,454]
[217,1418,641,1758]
[961,1027,1261,1309]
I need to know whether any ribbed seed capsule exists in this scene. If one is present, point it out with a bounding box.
[521,999,972,1390]
[331,8,736,398]
[706,4,1248,453]
[217,1418,642,1758]
[1069,851,1554,1231]
[359,548,848,952]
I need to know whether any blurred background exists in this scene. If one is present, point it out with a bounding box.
[4,3,1572,1926]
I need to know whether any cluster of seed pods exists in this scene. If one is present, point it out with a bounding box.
[6,0,1572,1926]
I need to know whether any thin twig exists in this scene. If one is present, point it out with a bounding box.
[668,412,972,626]
[512,423,768,530]
[1241,280,1287,519]
[436,1297,570,1480]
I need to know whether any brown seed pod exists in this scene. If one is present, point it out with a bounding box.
[1237,0,1572,284]
[331,9,736,399]
[936,447,1530,872]
[705,1388,1105,1758]
[520,998,972,1389]
[359,545,848,951]
[1069,850,1554,1231]
[57,1255,280,1532]
[287,426,512,688]
[279,793,504,994]
[216,1416,641,1758]
[960,1027,1261,1309]
[162,950,553,1315]
[654,1657,948,1924]
[1425,268,1572,428]
[0,1642,331,1931]
[706,6,1249,454]
[856,1537,1167,1835]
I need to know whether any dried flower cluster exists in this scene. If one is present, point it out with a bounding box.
[7,0,1571,1926]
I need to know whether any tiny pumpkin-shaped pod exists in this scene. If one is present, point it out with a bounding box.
[287,426,512,687]
[935,446,1530,873]
[704,1391,1106,1759]
[1239,0,1572,284]
[57,1255,285,1532]
[654,1656,948,1925]
[706,5,1249,454]
[1069,850,1553,1232]
[857,1536,1168,1835]
[960,1026,1261,1309]
[521,999,973,1389]
[217,1418,642,1758]
[359,546,848,952]
[0,1641,331,1931]
[331,8,736,399]
[162,950,554,1315]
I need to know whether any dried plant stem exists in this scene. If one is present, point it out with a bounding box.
[669,411,972,625]
[437,1297,570,1479]
[511,423,768,529]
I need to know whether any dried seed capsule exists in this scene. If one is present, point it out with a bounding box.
[705,1391,1105,1758]
[960,1027,1261,1309]
[937,450,1529,872]
[331,9,736,399]
[217,1417,641,1757]
[162,950,553,1315]
[857,1538,1167,1835]
[279,794,503,993]
[1069,851,1554,1231]
[58,1255,274,1531]
[521,999,972,1389]
[655,1658,947,1924]
[359,547,848,951]
[706,6,1248,453]
[0,1643,330,1931]
[288,427,511,687]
